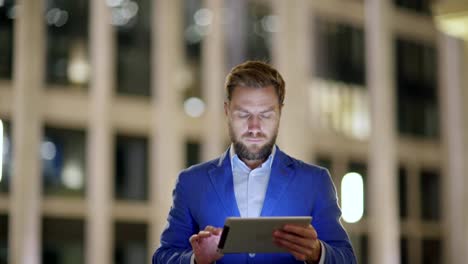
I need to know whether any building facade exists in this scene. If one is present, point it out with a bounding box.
[0,0,467,263]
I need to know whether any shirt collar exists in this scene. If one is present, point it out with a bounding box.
[229,144,276,171]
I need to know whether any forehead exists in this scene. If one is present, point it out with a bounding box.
[230,85,279,108]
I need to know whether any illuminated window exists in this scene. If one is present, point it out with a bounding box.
[46,0,90,86]
[42,127,86,196]
[0,120,11,193]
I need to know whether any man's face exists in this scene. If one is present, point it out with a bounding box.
[225,85,281,161]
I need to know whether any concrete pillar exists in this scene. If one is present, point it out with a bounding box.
[86,1,114,264]
[201,0,226,160]
[273,0,312,161]
[365,0,400,263]
[438,33,466,264]
[9,0,44,263]
[150,0,185,254]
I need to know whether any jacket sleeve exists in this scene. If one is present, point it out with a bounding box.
[313,169,357,264]
[152,171,198,264]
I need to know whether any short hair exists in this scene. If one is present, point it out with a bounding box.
[225,61,285,105]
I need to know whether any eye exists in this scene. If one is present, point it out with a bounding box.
[237,112,250,119]
[260,112,273,119]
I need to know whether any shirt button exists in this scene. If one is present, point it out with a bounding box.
[249,253,255,258]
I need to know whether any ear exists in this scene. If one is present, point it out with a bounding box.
[224,101,229,116]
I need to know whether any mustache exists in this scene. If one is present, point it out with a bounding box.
[242,132,267,138]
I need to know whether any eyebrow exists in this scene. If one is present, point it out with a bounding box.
[232,106,276,113]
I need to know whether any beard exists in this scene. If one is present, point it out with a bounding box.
[228,123,278,161]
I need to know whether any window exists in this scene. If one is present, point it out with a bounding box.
[315,18,365,85]
[42,127,86,196]
[394,0,431,15]
[113,0,151,96]
[399,166,408,219]
[396,38,438,138]
[316,155,332,172]
[400,237,409,264]
[224,0,274,69]
[114,222,147,264]
[185,140,201,168]
[422,238,442,264]
[0,0,14,79]
[360,234,368,264]
[0,120,11,193]
[46,0,90,86]
[0,215,7,264]
[42,218,84,264]
[183,0,203,101]
[420,169,440,220]
[115,135,148,201]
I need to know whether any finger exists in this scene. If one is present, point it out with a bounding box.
[274,236,312,259]
[273,230,312,248]
[283,224,318,239]
[197,230,212,238]
[205,226,223,235]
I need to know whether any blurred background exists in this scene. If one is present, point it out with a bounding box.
[0,0,467,263]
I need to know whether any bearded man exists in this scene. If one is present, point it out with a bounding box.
[153,61,356,264]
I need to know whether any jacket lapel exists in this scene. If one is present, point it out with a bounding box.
[260,148,295,216]
[208,149,241,217]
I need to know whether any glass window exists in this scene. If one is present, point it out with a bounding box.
[114,222,147,264]
[396,38,438,139]
[316,155,332,172]
[399,166,408,219]
[394,0,431,15]
[115,135,148,201]
[42,127,86,196]
[185,140,200,168]
[400,237,409,264]
[420,169,440,220]
[0,0,14,79]
[46,0,90,87]
[348,161,367,217]
[112,0,151,96]
[315,18,365,85]
[360,234,368,264]
[183,0,203,101]
[0,215,7,264]
[422,238,442,264]
[0,120,11,193]
[42,218,84,264]
[224,0,274,69]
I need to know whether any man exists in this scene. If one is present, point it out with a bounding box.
[153,61,356,264]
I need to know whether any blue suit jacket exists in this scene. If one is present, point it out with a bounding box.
[153,147,356,264]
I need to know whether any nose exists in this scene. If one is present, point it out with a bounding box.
[247,116,261,136]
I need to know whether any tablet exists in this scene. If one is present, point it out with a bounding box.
[217,216,312,254]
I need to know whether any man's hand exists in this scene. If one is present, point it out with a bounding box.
[189,226,224,264]
[273,224,322,263]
